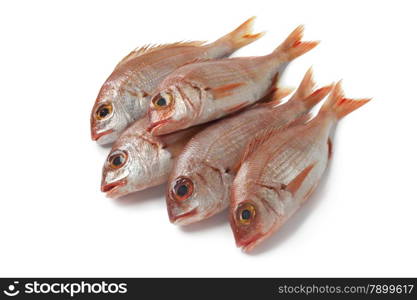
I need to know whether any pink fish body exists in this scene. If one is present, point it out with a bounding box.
[90,17,263,145]
[101,118,203,198]
[166,69,331,225]
[230,82,371,252]
[148,26,318,136]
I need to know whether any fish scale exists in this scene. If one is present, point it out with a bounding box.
[91,17,263,145]
[230,82,371,252]
[263,133,323,187]
[148,25,319,136]
[165,69,332,225]
[100,118,206,198]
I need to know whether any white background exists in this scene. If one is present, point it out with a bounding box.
[1,0,416,277]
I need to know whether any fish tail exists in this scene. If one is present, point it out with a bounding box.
[211,17,265,55]
[291,68,333,110]
[272,26,319,62]
[319,81,371,120]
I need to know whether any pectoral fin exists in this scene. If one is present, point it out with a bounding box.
[210,82,245,99]
[115,41,206,69]
[282,163,316,196]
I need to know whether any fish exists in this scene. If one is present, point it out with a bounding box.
[147,25,318,136]
[230,82,371,252]
[90,17,264,145]
[101,118,204,198]
[166,69,332,225]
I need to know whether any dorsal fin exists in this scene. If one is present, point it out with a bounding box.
[115,41,207,69]
[177,57,214,69]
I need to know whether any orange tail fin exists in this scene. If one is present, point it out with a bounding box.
[273,26,319,62]
[319,81,371,120]
[214,17,265,52]
[288,68,332,110]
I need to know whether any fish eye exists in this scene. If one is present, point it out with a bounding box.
[108,151,127,169]
[152,93,172,109]
[237,203,256,225]
[96,103,113,120]
[156,97,167,106]
[171,177,193,201]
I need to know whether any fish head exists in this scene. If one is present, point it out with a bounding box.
[101,120,171,198]
[166,157,232,225]
[148,83,202,135]
[91,81,149,145]
[230,165,286,252]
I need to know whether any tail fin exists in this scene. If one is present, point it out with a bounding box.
[272,26,319,62]
[212,17,265,54]
[288,68,332,110]
[319,81,371,120]
[293,68,316,100]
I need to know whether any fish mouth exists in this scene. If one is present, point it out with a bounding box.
[230,213,271,253]
[101,179,127,198]
[170,208,198,225]
[92,129,113,141]
[147,118,172,134]
[236,232,269,253]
